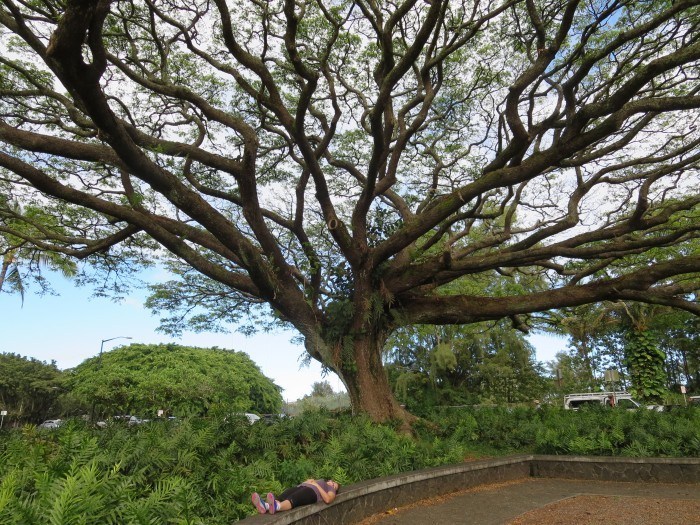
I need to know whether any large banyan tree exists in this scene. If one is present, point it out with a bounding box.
[1,0,699,423]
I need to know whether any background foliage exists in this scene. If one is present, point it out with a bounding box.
[0,345,282,425]
[63,344,283,419]
[0,354,62,424]
[385,321,549,412]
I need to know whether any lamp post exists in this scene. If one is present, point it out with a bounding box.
[99,336,133,365]
[92,336,132,420]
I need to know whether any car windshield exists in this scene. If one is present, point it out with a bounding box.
[616,398,638,409]
[569,400,600,409]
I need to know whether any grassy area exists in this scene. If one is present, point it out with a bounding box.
[1,406,698,524]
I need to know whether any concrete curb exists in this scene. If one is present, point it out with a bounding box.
[241,455,700,524]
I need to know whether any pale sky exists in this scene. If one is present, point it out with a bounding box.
[0,272,568,401]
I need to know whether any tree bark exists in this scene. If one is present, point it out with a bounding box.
[334,332,416,429]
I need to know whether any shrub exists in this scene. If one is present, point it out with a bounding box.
[1,406,697,523]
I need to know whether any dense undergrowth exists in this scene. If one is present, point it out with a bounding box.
[1,407,698,524]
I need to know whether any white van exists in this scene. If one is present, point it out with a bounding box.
[564,392,640,410]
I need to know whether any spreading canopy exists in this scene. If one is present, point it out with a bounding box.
[1,0,699,421]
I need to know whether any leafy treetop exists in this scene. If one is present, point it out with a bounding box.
[64,343,283,417]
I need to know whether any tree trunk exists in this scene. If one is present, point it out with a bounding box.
[335,333,416,430]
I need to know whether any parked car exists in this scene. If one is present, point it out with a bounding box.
[38,419,63,429]
[564,392,641,410]
[243,413,260,424]
[260,413,289,424]
[105,415,151,426]
[226,412,261,424]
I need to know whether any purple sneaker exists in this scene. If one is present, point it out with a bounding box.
[251,492,266,514]
[266,492,277,514]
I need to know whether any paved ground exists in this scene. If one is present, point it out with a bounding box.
[358,478,700,525]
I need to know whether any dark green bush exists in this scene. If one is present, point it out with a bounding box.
[533,406,700,457]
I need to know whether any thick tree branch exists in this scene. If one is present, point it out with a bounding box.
[397,256,700,324]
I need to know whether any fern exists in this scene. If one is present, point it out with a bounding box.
[567,436,596,455]
[0,470,21,524]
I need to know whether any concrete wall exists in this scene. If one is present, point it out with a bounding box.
[531,455,700,484]
[242,455,700,525]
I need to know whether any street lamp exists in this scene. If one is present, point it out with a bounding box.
[92,336,132,421]
[99,336,133,361]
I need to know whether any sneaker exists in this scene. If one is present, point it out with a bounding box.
[251,492,266,514]
[266,492,277,514]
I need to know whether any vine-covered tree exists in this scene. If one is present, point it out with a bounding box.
[64,343,282,417]
[1,0,699,424]
[550,301,700,398]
